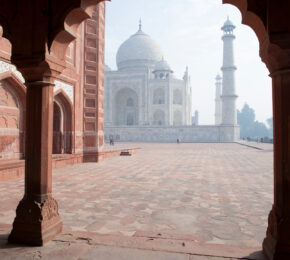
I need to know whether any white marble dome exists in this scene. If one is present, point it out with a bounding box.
[154,58,172,72]
[116,27,163,70]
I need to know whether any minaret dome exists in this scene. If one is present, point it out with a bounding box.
[221,17,236,34]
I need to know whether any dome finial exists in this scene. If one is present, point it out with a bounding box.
[139,18,142,31]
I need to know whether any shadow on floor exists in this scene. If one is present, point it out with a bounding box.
[242,250,265,260]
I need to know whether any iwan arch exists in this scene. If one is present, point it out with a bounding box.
[0,1,288,259]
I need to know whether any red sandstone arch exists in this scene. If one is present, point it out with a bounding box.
[0,72,26,103]
[53,102,62,154]
[50,0,106,62]
[223,0,290,72]
[1,1,288,255]
[0,71,26,159]
[0,1,107,81]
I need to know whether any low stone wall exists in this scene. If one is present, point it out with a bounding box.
[0,148,141,182]
[105,125,240,143]
[0,160,24,182]
[0,153,84,182]
[52,153,83,169]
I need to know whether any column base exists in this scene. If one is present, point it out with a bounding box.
[263,207,290,259]
[8,195,62,246]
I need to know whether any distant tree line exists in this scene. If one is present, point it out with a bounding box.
[237,104,273,142]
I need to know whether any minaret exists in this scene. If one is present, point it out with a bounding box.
[215,74,222,125]
[221,17,238,125]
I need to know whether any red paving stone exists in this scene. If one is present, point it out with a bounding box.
[0,143,273,250]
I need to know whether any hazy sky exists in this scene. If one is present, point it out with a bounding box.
[105,0,272,125]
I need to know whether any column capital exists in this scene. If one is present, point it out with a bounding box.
[270,68,290,78]
[11,54,66,83]
[26,81,55,87]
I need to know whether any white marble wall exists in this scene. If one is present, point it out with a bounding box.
[105,68,191,127]
[105,125,240,142]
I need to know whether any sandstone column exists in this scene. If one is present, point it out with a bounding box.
[8,66,62,246]
[0,0,104,247]
[263,69,290,259]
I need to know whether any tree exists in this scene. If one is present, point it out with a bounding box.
[238,103,271,138]
[266,117,273,138]
[237,103,255,126]
[237,104,255,137]
[253,121,269,137]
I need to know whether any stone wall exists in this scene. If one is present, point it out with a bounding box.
[0,2,106,165]
[83,3,106,162]
[105,125,240,143]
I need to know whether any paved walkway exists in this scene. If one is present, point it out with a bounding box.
[0,143,272,258]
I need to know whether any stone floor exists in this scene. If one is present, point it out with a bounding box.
[0,229,265,259]
[0,142,273,259]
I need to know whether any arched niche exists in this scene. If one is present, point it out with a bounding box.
[173,110,182,126]
[153,88,165,105]
[0,72,26,160]
[153,110,165,126]
[53,91,73,154]
[173,89,182,105]
[114,88,139,126]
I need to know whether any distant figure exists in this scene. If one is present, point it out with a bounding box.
[177,138,180,144]
[109,136,114,146]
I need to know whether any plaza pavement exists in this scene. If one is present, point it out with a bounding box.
[0,142,273,259]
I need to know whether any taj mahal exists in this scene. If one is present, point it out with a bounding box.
[105,18,240,142]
